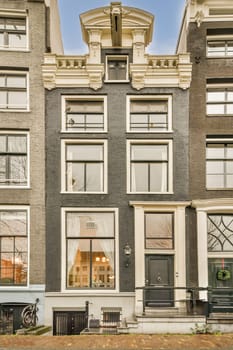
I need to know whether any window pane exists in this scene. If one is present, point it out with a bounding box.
[67,240,90,288]
[131,163,148,192]
[207,104,225,114]
[67,212,115,238]
[206,144,224,158]
[0,210,27,286]
[9,33,26,48]
[226,104,233,114]
[8,135,27,153]
[206,161,224,174]
[8,91,27,108]
[208,215,233,252]
[1,237,14,251]
[5,18,26,31]
[86,163,103,192]
[206,174,224,188]
[108,59,127,80]
[0,157,6,182]
[92,239,115,288]
[66,163,84,192]
[7,76,26,88]
[0,33,4,47]
[0,91,7,108]
[10,156,27,184]
[131,144,167,161]
[0,135,6,152]
[207,91,225,102]
[145,213,173,249]
[150,163,168,192]
[226,175,233,187]
[67,144,103,161]
[0,211,27,236]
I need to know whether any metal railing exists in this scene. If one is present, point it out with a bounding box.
[136,286,233,316]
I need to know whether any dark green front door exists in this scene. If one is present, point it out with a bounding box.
[208,258,233,312]
[145,255,174,307]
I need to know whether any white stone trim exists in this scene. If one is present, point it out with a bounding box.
[130,201,189,314]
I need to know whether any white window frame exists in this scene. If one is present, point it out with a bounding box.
[61,139,108,194]
[0,70,29,111]
[206,137,233,190]
[193,198,233,301]
[61,207,119,294]
[0,130,30,188]
[61,95,108,133]
[0,11,29,51]
[126,95,173,133]
[206,83,233,116]
[127,139,173,194]
[105,55,129,82]
[207,35,233,58]
[0,205,30,290]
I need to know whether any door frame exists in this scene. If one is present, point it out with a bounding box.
[130,201,189,314]
[193,198,233,302]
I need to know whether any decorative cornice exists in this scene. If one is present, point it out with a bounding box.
[42,53,192,91]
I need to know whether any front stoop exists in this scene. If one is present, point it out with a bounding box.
[127,314,206,334]
[207,313,233,333]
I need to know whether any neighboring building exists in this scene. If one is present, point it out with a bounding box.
[42,2,193,334]
[0,0,62,334]
[177,0,233,331]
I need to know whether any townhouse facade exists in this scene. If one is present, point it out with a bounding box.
[177,0,233,330]
[0,0,62,334]
[42,2,194,335]
[1,0,233,336]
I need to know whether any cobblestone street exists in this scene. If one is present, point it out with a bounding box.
[0,334,233,350]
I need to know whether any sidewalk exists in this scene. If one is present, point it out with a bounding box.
[0,334,233,350]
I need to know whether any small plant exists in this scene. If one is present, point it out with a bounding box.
[191,323,213,334]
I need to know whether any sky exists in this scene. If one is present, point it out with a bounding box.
[58,0,186,55]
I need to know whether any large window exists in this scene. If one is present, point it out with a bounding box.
[65,210,116,289]
[62,140,107,193]
[62,96,107,132]
[128,140,172,193]
[145,213,174,249]
[0,17,27,50]
[206,139,233,189]
[0,133,28,187]
[207,88,233,115]
[127,96,172,132]
[0,209,28,286]
[0,72,28,110]
[105,56,128,81]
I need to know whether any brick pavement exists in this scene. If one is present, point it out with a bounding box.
[0,334,233,350]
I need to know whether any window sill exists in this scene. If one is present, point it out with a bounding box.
[0,186,30,189]
[60,191,107,194]
[127,191,174,194]
[207,114,233,117]
[60,130,108,134]
[0,109,30,113]
[206,187,233,191]
[126,130,174,134]
[104,80,130,83]
[0,48,30,52]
